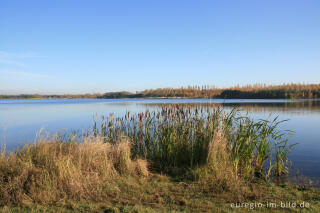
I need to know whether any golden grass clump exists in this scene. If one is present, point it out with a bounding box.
[112,140,133,175]
[207,131,235,179]
[193,130,240,192]
[0,137,148,206]
[135,159,149,177]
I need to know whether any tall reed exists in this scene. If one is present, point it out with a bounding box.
[93,105,295,179]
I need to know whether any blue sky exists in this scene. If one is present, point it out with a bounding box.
[1,0,320,94]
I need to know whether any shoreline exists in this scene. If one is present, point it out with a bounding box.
[1,83,320,100]
[1,97,320,100]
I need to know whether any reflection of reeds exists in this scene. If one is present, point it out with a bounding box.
[94,105,295,179]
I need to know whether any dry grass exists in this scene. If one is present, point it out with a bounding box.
[192,130,241,193]
[0,134,319,212]
[0,137,148,206]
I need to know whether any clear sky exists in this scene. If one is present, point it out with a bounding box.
[1,0,320,94]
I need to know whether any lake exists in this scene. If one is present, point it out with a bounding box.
[1,98,320,182]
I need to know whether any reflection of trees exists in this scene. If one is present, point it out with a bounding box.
[142,100,320,115]
[223,101,320,114]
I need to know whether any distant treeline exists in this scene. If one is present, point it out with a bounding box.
[0,94,100,99]
[99,84,320,99]
[220,84,320,99]
[1,83,320,99]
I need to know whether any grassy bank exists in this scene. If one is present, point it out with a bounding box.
[1,107,320,212]
[1,138,319,212]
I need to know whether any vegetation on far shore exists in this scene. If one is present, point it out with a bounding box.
[1,106,319,212]
[1,83,320,100]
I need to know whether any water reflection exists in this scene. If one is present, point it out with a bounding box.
[142,99,320,114]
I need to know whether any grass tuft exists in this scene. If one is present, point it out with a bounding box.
[0,137,147,206]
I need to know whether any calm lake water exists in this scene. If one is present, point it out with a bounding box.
[1,98,320,181]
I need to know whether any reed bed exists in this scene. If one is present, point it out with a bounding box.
[93,105,295,180]
[0,105,298,207]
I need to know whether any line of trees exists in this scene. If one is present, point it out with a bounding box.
[220,83,320,99]
[1,83,320,99]
[100,83,320,99]
[0,94,101,99]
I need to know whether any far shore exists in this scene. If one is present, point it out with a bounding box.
[1,83,320,100]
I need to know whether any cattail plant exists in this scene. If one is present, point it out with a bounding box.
[92,104,296,180]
